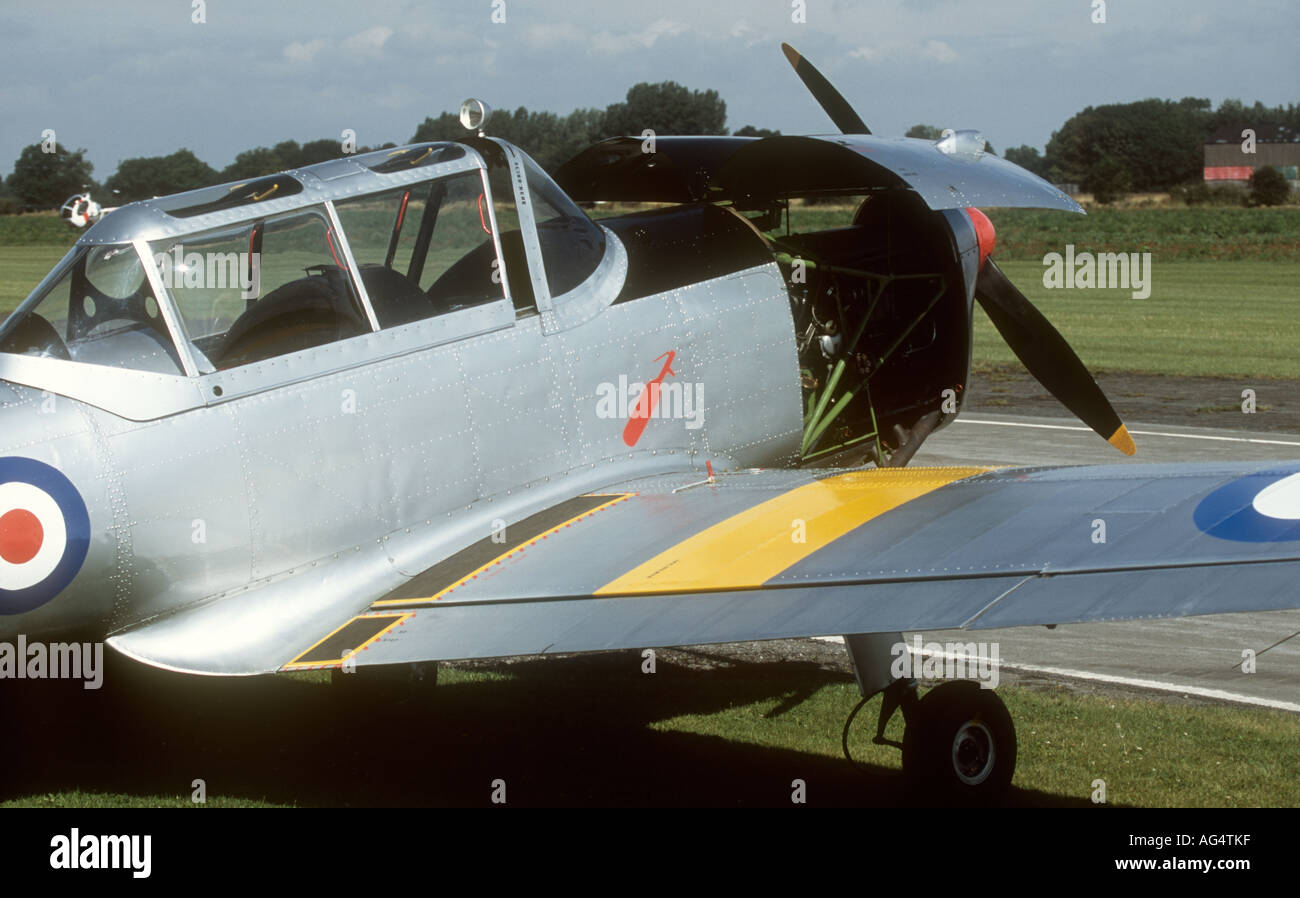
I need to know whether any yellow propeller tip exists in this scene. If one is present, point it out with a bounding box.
[1108,425,1137,456]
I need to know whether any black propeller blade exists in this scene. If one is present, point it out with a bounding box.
[780,43,871,134]
[975,259,1135,455]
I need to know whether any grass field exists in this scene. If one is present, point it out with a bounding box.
[0,244,68,315]
[4,248,1294,379]
[3,658,1297,807]
[775,203,1300,262]
[979,260,1299,378]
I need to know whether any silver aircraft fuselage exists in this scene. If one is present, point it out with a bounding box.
[0,138,803,648]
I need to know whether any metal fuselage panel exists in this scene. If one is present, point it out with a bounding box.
[0,261,800,642]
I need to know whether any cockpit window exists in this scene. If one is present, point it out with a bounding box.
[149,205,370,371]
[0,244,184,375]
[521,155,605,297]
[333,171,506,327]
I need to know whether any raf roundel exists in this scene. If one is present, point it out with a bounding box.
[1194,468,1300,543]
[0,457,91,614]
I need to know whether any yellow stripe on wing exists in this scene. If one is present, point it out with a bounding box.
[595,467,987,596]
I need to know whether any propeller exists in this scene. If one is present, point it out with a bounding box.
[779,44,1135,455]
[974,258,1135,455]
[780,43,870,134]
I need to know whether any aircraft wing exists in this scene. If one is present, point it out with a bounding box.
[108,462,1300,675]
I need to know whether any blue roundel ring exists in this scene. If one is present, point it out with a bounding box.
[1194,467,1300,543]
[0,457,91,615]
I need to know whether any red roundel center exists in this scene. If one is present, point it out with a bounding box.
[0,508,43,565]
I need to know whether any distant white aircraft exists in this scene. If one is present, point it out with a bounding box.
[58,192,116,228]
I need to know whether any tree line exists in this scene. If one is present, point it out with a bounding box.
[1,82,1295,210]
[998,98,1299,203]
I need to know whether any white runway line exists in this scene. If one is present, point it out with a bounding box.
[955,416,1300,448]
[810,635,1300,713]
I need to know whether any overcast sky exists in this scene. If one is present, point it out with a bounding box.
[1,0,1295,178]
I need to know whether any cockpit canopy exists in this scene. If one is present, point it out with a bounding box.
[0,139,624,423]
[0,138,620,416]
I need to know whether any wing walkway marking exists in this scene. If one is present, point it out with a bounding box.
[282,612,413,671]
[596,467,986,596]
[372,493,633,608]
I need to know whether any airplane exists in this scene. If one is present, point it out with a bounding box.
[0,43,1296,804]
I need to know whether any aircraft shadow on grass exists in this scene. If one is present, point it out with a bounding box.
[3,651,1094,807]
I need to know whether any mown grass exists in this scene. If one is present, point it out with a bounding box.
[984,206,1300,263]
[0,212,79,247]
[771,202,1300,262]
[978,260,1299,378]
[3,659,1295,807]
[2,227,1296,379]
[662,676,1300,807]
[0,244,71,315]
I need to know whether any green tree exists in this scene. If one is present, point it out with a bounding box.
[1046,99,1208,191]
[734,125,781,138]
[1085,156,1131,204]
[271,140,305,169]
[409,111,462,143]
[6,142,96,206]
[1249,166,1292,206]
[300,138,347,166]
[1209,99,1300,135]
[905,124,944,140]
[602,82,727,137]
[221,146,288,181]
[410,82,728,171]
[105,149,218,202]
[410,106,605,171]
[1004,145,1048,178]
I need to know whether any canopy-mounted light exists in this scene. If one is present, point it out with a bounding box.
[459,99,492,136]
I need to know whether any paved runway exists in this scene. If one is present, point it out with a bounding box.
[883,413,1300,712]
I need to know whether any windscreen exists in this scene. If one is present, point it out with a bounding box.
[0,244,184,375]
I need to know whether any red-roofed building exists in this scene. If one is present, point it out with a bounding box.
[1204,123,1300,188]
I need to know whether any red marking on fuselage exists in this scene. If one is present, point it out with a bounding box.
[0,508,43,565]
[623,351,677,447]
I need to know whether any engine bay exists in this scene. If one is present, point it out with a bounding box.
[769,191,972,466]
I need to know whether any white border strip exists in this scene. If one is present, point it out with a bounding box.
[954,416,1300,448]
[811,636,1300,713]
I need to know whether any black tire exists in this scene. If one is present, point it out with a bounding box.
[902,680,1016,804]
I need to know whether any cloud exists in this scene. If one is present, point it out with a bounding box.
[283,26,391,65]
[591,18,686,54]
[283,39,326,64]
[525,23,585,47]
[849,39,958,65]
[921,39,958,63]
[343,25,393,55]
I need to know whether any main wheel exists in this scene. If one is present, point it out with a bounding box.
[902,680,1016,804]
